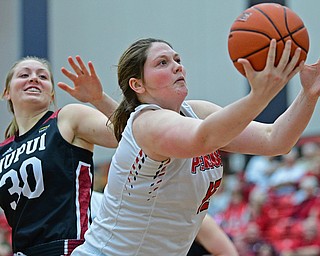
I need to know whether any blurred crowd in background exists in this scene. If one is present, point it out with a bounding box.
[1,139,320,256]
[209,139,320,256]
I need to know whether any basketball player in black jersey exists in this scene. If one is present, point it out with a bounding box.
[0,56,118,255]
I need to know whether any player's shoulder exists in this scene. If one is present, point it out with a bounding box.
[186,99,217,108]
[60,103,89,113]
[185,100,221,119]
[58,103,95,120]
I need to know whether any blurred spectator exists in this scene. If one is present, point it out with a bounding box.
[294,217,320,255]
[247,187,268,225]
[208,140,320,255]
[244,156,279,191]
[303,157,320,185]
[281,217,320,256]
[291,175,320,220]
[232,222,278,256]
[256,243,278,256]
[297,142,320,173]
[268,148,307,196]
[242,222,278,256]
[219,180,250,239]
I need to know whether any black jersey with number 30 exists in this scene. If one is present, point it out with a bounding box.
[0,110,94,252]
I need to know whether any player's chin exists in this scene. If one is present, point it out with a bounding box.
[176,86,188,97]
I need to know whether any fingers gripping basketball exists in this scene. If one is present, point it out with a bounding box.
[228,3,309,77]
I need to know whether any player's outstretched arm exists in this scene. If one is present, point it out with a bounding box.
[271,59,320,149]
[222,59,320,156]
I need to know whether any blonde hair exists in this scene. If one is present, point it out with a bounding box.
[1,56,56,139]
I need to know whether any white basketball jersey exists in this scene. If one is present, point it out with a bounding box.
[81,102,224,256]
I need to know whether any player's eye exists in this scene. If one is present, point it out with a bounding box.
[39,75,48,80]
[159,60,167,66]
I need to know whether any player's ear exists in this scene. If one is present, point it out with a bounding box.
[50,91,55,103]
[2,88,10,100]
[129,78,145,94]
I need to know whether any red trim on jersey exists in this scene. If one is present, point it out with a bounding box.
[77,164,92,238]
[64,239,85,255]
[44,109,61,124]
[0,136,15,147]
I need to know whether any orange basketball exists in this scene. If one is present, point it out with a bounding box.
[228,3,309,77]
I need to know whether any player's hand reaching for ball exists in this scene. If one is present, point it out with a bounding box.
[238,39,303,102]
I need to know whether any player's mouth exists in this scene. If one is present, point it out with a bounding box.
[175,76,185,84]
[24,86,41,93]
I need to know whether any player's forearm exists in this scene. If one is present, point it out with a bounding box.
[90,92,119,118]
[272,89,317,151]
[199,92,269,152]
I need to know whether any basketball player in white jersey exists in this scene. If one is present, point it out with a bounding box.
[71,37,320,256]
